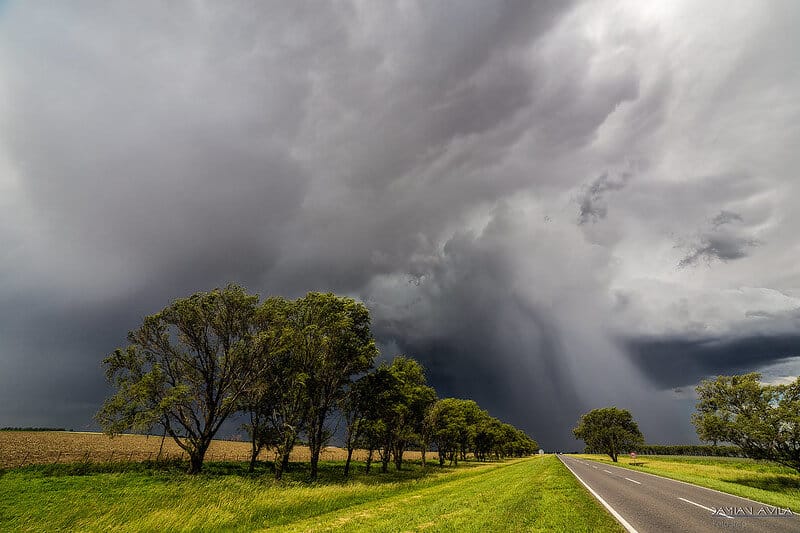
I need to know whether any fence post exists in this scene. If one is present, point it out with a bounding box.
[128,451,134,462]
[83,451,90,463]
[109,451,115,463]
[18,451,29,468]
[54,451,62,464]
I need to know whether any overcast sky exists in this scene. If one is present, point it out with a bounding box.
[1,1,799,449]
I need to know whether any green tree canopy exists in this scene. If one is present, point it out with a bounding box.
[693,373,800,472]
[573,407,644,462]
[96,284,259,473]
[290,292,378,480]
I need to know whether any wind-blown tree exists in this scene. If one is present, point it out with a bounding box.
[473,415,503,461]
[455,399,484,461]
[359,357,437,472]
[96,285,259,474]
[239,297,297,474]
[290,292,378,480]
[340,375,373,477]
[387,357,437,470]
[573,407,644,462]
[427,398,468,466]
[693,373,800,472]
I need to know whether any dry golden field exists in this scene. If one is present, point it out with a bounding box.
[0,431,423,468]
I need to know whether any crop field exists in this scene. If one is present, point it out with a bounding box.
[573,453,800,511]
[0,455,623,532]
[0,431,422,468]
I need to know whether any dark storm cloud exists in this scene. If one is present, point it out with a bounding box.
[1,1,799,449]
[624,333,800,389]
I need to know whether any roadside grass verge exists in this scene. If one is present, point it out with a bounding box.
[0,456,623,532]
[572,454,800,511]
[276,456,624,532]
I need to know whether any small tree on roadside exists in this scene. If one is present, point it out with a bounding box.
[693,373,800,472]
[573,407,644,462]
[96,285,259,474]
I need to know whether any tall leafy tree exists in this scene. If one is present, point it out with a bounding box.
[96,285,259,473]
[427,398,468,466]
[573,407,644,462]
[387,357,437,470]
[693,373,800,472]
[239,297,301,476]
[289,292,378,480]
[340,375,373,477]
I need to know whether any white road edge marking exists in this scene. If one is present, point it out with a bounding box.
[592,465,598,469]
[603,469,613,474]
[558,456,640,533]
[678,497,733,519]
[624,477,641,485]
[582,458,781,510]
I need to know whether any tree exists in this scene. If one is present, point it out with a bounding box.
[96,285,259,473]
[693,373,800,472]
[340,375,372,477]
[427,398,469,466]
[239,297,302,476]
[386,357,436,471]
[289,293,378,481]
[573,407,644,462]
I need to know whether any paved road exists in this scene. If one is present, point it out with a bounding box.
[558,455,799,533]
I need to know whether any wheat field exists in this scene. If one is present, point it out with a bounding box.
[0,431,424,468]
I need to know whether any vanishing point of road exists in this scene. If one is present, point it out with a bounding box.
[559,455,799,533]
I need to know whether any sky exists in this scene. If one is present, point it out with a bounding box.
[1,1,799,449]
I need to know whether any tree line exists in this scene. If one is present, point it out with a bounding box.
[634,444,741,457]
[96,285,537,476]
[572,373,800,472]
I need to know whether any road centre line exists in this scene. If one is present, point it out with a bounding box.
[583,458,783,510]
[678,497,732,519]
[603,469,613,474]
[624,477,641,485]
[559,457,639,533]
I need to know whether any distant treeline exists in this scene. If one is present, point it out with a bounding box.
[582,444,743,457]
[636,444,742,457]
[0,427,67,432]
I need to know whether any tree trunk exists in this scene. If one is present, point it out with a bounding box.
[365,448,374,474]
[248,441,260,473]
[421,444,427,468]
[394,443,405,471]
[381,445,390,473]
[157,427,167,461]
[344,446,354,477]
[308,414,327,481]
[187,447,206,474]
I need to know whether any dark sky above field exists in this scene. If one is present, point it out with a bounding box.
[1,1,799,449]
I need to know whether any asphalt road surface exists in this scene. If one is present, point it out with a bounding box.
[558,455,799,533]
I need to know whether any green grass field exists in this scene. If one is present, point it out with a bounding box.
[573,454,800,511]
[0,456,623,532]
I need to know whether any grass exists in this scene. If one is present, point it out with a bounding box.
[0,456,624,532]
[572,454,800,511]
